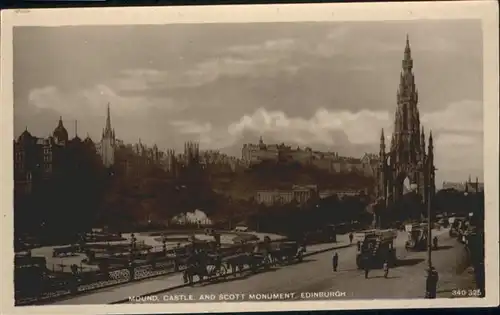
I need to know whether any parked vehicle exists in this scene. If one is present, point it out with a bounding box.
[404,223,428,251]
[355,229,397,269]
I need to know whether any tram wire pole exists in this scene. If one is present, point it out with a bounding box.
[427,182,432,269]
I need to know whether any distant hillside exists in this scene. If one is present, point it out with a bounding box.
[210,160,375,200]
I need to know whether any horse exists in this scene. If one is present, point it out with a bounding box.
[247,252,271,273]
[223,253,248,277]
[182,251,209,285]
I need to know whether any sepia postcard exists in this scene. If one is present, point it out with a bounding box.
[1,1,499,314]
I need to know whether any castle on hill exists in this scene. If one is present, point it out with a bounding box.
[241,136,379,176]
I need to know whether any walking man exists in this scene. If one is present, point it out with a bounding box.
[332,252,339,272]
[349,232,354,244]
[425,267,439,298]
[383,260,389,278]
[364,265,370,279]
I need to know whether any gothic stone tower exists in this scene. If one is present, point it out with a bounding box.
[377,35,436,208]
[184,141,200,166]
[100,103,116,168]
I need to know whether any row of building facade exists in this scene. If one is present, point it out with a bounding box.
[442,176,484,194]
[254,185,367,207]
[14,102,382,196]
[241,137,379,177]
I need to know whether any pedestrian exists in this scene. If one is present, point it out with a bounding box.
[357,241,361,251]
[349,232,354,244]
[425,267,439,298]
[70,264,78,276]
[383,261,389,278]
[364,258,370,279]
[433,236,438,250]
[332,252,339,272]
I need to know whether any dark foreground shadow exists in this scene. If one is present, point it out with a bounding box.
[395,258,425,267]
[285,258,316,265]
[197,267,281,286]
[433,245,453,251]
[368,275,402,279]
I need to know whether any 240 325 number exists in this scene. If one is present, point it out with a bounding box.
[452,289,482,297]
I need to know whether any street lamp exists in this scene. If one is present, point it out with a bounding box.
[425,164,438,299]
[426,183,432,269]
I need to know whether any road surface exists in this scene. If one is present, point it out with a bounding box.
[126,229,478,302]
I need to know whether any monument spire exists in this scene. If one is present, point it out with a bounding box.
[378,35,434,208]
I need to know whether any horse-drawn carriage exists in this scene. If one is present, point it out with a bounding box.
[181,251,229,285]
[268,241,305,265]
[179,238,305,285]
[181,241,276,285]
[222,249,272,277]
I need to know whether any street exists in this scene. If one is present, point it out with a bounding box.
[126,229,478,303]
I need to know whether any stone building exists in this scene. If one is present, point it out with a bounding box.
[241,136,378,176]
[255,185,367,206]
[255,185,319,206]
[95,103,116,168]
[200,150,245,173]
[442,176,484,193]
[377,35,436,207]
[13,117,85,195]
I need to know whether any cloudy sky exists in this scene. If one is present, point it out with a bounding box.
[13,20,483,185]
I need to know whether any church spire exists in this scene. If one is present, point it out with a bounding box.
[105,103,111,132]
[379,128,386,156]
[102,102,115,140]
[405,34,410,54]
[402,34,413,72]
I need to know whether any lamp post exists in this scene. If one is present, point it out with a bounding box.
[426,183,432,269]
[425,163,439,299]
[421,158,433,269]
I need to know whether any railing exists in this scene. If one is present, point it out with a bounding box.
[15,238,292,306]
[15,256,184,306]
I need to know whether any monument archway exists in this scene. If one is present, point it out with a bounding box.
[402,176,412,195]
[395,172,413,199]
